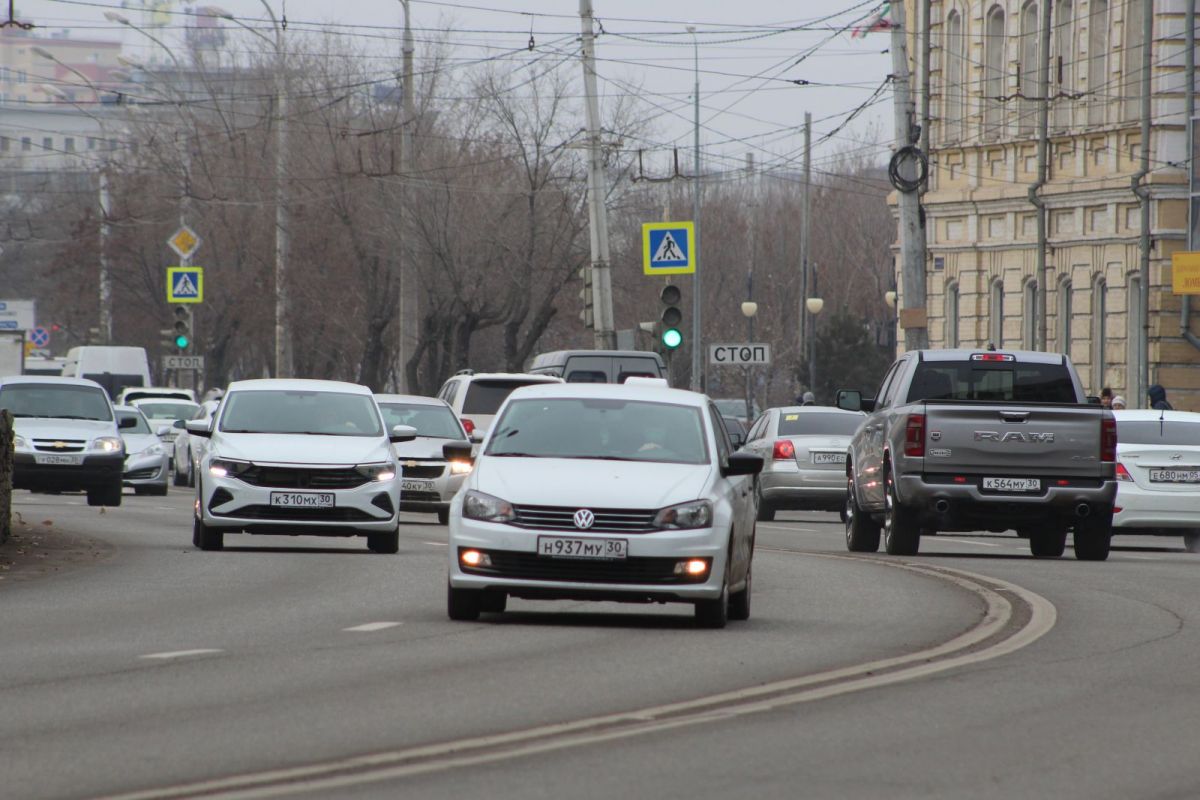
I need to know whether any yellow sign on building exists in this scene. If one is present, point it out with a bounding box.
[1172,252,1200,295]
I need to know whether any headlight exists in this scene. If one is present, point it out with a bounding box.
[92,436,123,453]
[449,460,473,475]
[143,444,165,457]
[12,434,28,450]
[652,499,713,530]
[357,463,397,482]
[209,458,251,478]
[462,489,515,523]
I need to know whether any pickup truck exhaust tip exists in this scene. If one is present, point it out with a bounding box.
[934,499,951,514]
[1075,503,1092,518]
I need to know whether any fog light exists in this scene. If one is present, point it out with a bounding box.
[460,549,492,567]
[449,460,472,475]
[674,558,709,576]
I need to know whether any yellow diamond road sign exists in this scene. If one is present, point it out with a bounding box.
[168,226,201,259]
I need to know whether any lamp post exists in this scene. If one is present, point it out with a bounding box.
[805,293,823,398]
[741,293,758,422]
[687,24,702,391]
[885,287,898,357]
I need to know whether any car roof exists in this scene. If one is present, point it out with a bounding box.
[131,397,198,406]
[451,373,563,382]
[225,378,372,395]
[771,406,864,415]
[113,404,146,415]
[0,375,106,390]
[1113,410,1200,422]
[374,393,450,407]
[504,380,707,407]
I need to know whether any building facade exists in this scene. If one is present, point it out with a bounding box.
[908,0,1198,409]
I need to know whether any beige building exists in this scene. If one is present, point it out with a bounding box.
[907,0,1198,409]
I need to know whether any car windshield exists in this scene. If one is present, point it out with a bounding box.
[137,401,199,421]
[0,383,113,421]
[379,402,465,440]
[219,390,383,436]
[1118,420,1200,446]
[486,397,709,464]
[462,379,549,415]
[116,410,151,434]
[778,412,863,437]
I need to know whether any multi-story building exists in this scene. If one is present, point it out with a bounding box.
[907,0,1198,409]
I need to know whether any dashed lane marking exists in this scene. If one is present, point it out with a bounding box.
[422,541,448,547]
[139,649,223,661]
[343,622,404,633]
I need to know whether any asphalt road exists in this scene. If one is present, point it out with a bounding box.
[3,487,1200,800]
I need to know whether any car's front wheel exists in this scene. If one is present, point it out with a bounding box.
[1184,532,1200,553]
[694,559,730,629]
[87,480,123,507]
[367,526,399,554]
[437,509,450,525]
[447,583,482,621]
[193,518,223,551]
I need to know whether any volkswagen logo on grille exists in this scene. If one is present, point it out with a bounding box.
[573,509,595,530]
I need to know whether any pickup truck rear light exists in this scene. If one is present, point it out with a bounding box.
[1101,417,1117,462]
[970,353,1015,362]
[1115,463,1133,482]
[772,440,795,460]
[904,414,926,458]
[461,418,476,436]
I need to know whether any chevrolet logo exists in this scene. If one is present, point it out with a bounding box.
[53,441,67,449]
[405,461,418,468]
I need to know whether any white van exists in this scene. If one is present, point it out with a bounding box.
[63,346,152,400]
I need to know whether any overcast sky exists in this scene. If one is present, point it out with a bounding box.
[17,0,897,177]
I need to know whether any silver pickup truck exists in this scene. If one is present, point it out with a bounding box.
[837,349,1117,561]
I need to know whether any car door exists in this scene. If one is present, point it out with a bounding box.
[709,404,753,583]
[743,410,774,462]
[860,360,904,509]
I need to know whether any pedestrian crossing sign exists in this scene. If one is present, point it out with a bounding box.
[167,266,204,303]
[643,221,695,275]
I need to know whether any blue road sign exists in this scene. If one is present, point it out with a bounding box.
[167,266,204,303]
[29,326,50,347]
[642,221,696,275]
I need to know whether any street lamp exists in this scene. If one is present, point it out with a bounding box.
[884,288,898,354]
[805,295,823,397]
[741,298,758,421]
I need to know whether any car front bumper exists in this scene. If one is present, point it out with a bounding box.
[398,469,466,512]
[13,452,124,491]
[123,452,170,488]
[199,472,400,535]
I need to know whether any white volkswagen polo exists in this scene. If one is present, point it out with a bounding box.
[445,381,764,627]
[189,379,413,553]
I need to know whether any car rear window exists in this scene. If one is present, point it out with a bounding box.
[379,402,465,440]
[462,379,548,414]
[116,409,151,434]
[0,383,113,421]
[1118,420,1200,446]
[906,362,1077,404]
[778,413,863,436]
[136,402,199,420]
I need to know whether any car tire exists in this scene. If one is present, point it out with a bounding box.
[728,564,751,622]
[694,560,730,629]
[88,481,123,508]
[1029,528,1068,558]
[187,460,196,488]
[367,526,400,554]
[1073,512,1113,561]
[883,467,920,556]
[173,461,187,486]
[194,518,223,551]
[437,509,450,525]
[447,583,482,621]
[845,474,881,553]
[480,591,507,614]
[1185,532,1200,553]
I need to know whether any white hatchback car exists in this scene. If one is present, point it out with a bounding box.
[1112,409,1200,551]
[376,394,472,524]
[435,371,563,439]
[445,382,764,627]
[189,379,413,553]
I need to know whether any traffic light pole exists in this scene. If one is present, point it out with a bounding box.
[579,0,616,350]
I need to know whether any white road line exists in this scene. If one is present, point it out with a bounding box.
[757,523,820,533]
[343,622,403,633]
[422,541,448,547]
[139,649,223,660]
[937,538,1004,548]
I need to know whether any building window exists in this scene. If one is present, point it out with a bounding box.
[0,136,7,152]
[1019,2,1040,136]
[945,281,960,348]
[1087,0,1109,126]
[1123,0,1144,122]
[984,6,1007,138]
[990,279,1005,347]
[1058,277,1073,355]
[1092,276,1107,392]
[41,136,52,151]
[1054,0,1076,130]
[21,137,31,151]
[88,137,97,150]
[1022,279,1038,349]
[1127,273,1142,399]
[944,9,965,142]
[64,137,75,152]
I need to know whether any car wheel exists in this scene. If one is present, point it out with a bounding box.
[186,459,196,488]
[480,591,507,614]
[1073,512,1113,561]
[756,501,775,522]
[367,526,400,554]
[694,559,730,629]
[437,509,450,525]
[728,564,751,622]
[1185,532,1200,553]
[845,474,881,553]
[1029,528,1068,558]
[883,467,920,556]
[173,460,187,486]
[88,480,123,508]
[194,517,224,551]
[447,583,482,621]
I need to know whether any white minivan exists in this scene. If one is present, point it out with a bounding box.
[63,346,152,400]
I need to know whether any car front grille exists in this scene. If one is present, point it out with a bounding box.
[33,439,86,453]
[401,490,441,503]
[511,504,658,534]
[214,505,376,522]
[400,463,445,480]
[237,466,368,490]
[459,548,705,584]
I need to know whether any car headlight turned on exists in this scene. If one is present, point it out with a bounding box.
[462,489,516,523]
[653,500,713,530]
[91,436,123,453]
[356,463,397,482]
[449,460,473,475]
[209,458,251,479]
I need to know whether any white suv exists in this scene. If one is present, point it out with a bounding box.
[189,379,414,553]
[436,371,563,438]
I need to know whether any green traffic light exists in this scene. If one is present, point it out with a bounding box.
[662,328,683,349]
[175,335,190,349]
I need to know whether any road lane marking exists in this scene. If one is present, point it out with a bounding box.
[422,541,448,547]
[139,649,223,661]
[756,523,820,532]
[937,538,1003,548]
[342,622,403,632]
[101,556,1055,800]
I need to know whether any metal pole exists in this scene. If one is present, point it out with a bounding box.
[920,0,931,169]
[800,112,811,382]
[579,0,616,351]
[398,0,415,391]
[808,267,818,393]
[890,0,929,352]
[745,271,753,419]
[1033,0,1051,350]
[98,169,112,343]
[1136,0,1153,404]
[1182,0,1199,351]
[689,26,702,391]
[273,19,292,378]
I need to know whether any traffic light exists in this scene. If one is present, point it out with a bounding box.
[173,305,192,351]
[579,266,594,329]
[660,284,683,350]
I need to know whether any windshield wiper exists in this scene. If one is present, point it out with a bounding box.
[486,452,543,458]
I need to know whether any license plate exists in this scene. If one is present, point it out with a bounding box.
[402,479,432,491]
[812,452,846,465]
[34,454,82,465]
[1149,469,1200,483]
[982,477,1041,492]
[537,536,627,560]
[269,492,335,508]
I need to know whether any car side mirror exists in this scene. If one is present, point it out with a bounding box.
[173,418,186,429]
[722,451,763,477]
[155,425,172,437]
[837,390,876,413]
[443,442,474,465]
[118,416,138,429]
[389,424,418,444]
[469,430,484,444]
[185,419,213,438]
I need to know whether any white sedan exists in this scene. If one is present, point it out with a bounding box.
[1112,409,1200,552]
[445,381,764,627]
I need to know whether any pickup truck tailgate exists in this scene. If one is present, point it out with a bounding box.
[924,403,1105,477]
